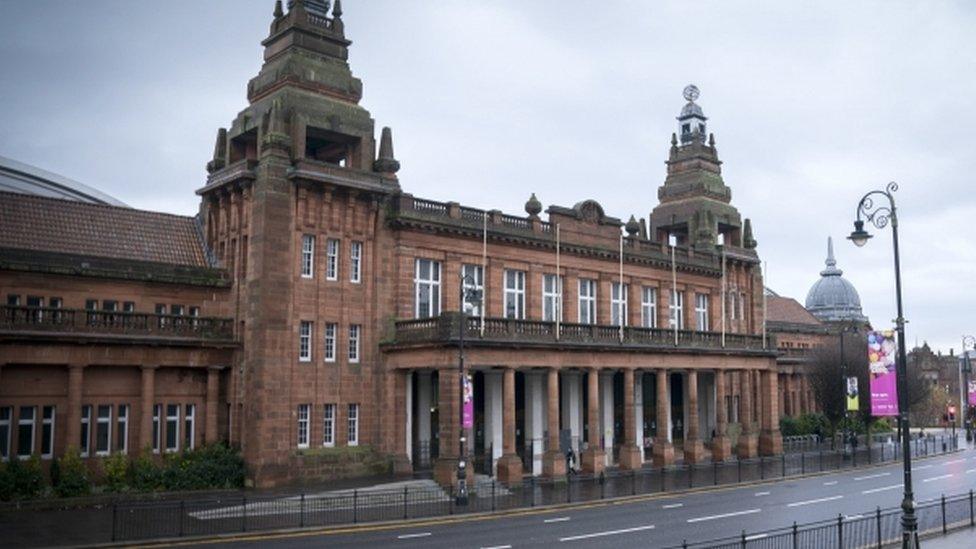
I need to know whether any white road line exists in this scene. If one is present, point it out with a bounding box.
[745,534,768,541]
[687,509,761,523]
[787,495,844,508]
[922,474,953,483]
[754,491,770,497]
[944,459,966,465]
[481,546,512,549]
[545,517,571,523]
[966,469,976,474]
[863,484,902,494]
[397,533,432,540]
[913,465,933,471]
[845,514,864,520]
[558,524,655,542]
[662,503,684,509]
[854,472,891,481]
[823,481,838,486]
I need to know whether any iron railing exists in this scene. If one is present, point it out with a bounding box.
[0,305,235,341]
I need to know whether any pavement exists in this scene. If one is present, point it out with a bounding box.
[924,525,976,548]
[172,447,976,548]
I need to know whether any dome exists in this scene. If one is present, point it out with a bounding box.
[804,237,868,323]
[680,102,704,118]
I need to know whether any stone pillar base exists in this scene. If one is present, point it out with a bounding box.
[683,438,706,464]
[711,435,733,462]
[736,434,759,459]
[652,440,674,468]
[543,450,567,477]
[759,430,783,456]
[392,454,413,476]
[619,444,643,470]
[581,447,606,475]
[496,454,524,485]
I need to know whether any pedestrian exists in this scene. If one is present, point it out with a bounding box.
[565,448,575,475]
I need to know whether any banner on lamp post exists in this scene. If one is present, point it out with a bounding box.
[462,373,474,429]
[968,380,976,408]
[846,376,859,412]
[868,330,899,416]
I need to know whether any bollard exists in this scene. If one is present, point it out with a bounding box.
[941,494,947,534]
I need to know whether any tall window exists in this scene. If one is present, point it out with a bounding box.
[503,269,526,319]
[578,279,597,324]
[739,292,746,321]
[123,301,136,313]
[299,321,313,362]
[322,404,336,447]
[6,294,20,306]
[297,404,310,449]
[326,238,339,280]
[348,325,361,363]
[41,406,55,459]
[152,404,161,454]
[80,405,91,457]
[17,406,35,459]
[95,405,112,456]
[347,404,359,446]
[171,304,185,317]
[729,291,738,320]
[695,293,709,331]
[542,274,562,322]
[184,404,195,450]
[350,241,363,283]
[165,404,180,453]
[0,407,10,460]
[301,234,315,278]
[116,404,128,455]
[611,282,629,326]
[462,264,484,316]
[414,259,441,318]
[324,323,337,362]
[669,290,684,329]
[641,287,658,328]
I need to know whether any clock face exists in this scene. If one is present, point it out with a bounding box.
[683,84,700,102]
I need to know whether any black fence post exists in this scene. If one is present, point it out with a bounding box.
[837,514,843,548]
[633,469,638,495]
[801,452,805,474]
[760,456,765,480]
[403,486,408,520]
[781,454,786,478]
[242,494,247,532]
[819,448,824,472]
[714,461,718,486]
[601,471,606,499]
[970,489,975,527]
[941,494,947,534]
[688,465,693,489]
[737,458,742,483]
[792,521,798,549]
[492,480,497,511]
[354,489,359,524]
[876,506,882,549]
[300,493,305,528]
[179,499,185,537]
[568,475,572,503]
[661,467,666,493]
[740,529,747,549]
[111,502,117,543]
[531,477,537,507]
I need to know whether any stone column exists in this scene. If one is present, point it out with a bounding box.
[543,368,566,476]
[496,367,523,484]
[712,370,732,461]
[67,364,85,453]
[652,369,675,467]
[760,369,783,455]
[397,369,413,475]
[736,369,758,458]
[684,370,705,463]
[634,372,645,462]
[433,369,468,488]
[799,374,809,414]
[524,372,544,475]
[620,369,642,469]
[783,374,792,417]
[205,367,221,444]
[581,368,606,474]
[417,371,433,462]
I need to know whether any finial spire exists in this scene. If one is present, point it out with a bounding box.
[274,0,283,18]
[373,127,401,176]
[821,236,843,276]
[333,0,342,17]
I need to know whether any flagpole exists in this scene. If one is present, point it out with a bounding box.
[762,260,768,350]
[671,235,678,346]
[721,244,726,348]
[481,211,487,337]
[556,224,561,341]
[619,233,624,343]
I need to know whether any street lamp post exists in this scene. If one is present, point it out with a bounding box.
[847,181,918,549]
[963,335,975,443]
[839,324,860,456]
[456,273,482,506]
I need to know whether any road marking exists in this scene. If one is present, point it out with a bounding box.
[823,481,838,486]
[922,474,953,483]
[397,532,432,539]
[845,514,864,520]
[944,459,966,465]
[745,534,768,541]
[481,546,512,549]
[854,472,891,481]
[863,484,902,494]
[787,495,843,507]
[687,509,761,523]
[662,503,684,509]
[558,524,655,542]
[754,491,770,497]
[545,517,571,523]
[913,465,933,471]
[966,469,976,474]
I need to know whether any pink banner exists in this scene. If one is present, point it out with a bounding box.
[868,330,899,416]
[462,374,474,429]
[969,380,976,408]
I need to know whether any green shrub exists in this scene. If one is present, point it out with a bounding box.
[161,444,246,491]
[3,455,46,499]
[0,462,14,501]
[780,415,800,437]
[54,448,91,498]
[103,453,130,493]
[869,418,893,433]
[129,451,163,492]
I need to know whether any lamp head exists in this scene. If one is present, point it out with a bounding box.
[848,220,872,247]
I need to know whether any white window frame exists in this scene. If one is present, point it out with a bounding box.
[739,292,746,322]
[669,290,685,330]
[695,293,709,331]
[301,234,315,278]
[503,269,526,319]
[414,259,441,318]
[729,290,738,320]
[299,321,313,362]
[322,403,336,447]
[95,404,112,457]
[578,279,597,324]
[165,404,180,453]
[641,287,658,328]
[152,404,161,454]
[542,274,562,322]
[16,406,35,459]
[0,406,11,461]
[611,282,629,327]
[462,264,484,316]
[326,238,339,280]
[348,324,361,363]
[347,403,359,446]
[184,404,195,450]
[350,241,363,283]
[41,405,55,459]
[324,323,337,362]
[297,404,310,449]
[80,405,91,457]
[116,404,128,455]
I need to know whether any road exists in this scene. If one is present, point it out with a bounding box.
[180,448,976,548]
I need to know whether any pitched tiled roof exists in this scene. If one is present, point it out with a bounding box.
[767,296,822,326]
[0,191,210,268]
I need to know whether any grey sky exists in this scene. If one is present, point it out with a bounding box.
[2,1,974,355]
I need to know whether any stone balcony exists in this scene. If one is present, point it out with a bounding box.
[383,313,772,356]
[0,306,236,347]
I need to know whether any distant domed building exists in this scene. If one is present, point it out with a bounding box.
[0,155,127,206]
[805,237,868,324]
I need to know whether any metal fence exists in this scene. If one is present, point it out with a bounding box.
[110,434,958,542]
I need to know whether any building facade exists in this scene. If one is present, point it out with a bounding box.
[0,1,784,488]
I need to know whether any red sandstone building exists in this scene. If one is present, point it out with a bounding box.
[0,1,788,488]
